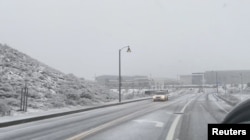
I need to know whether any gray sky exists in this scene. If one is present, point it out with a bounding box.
[1,0,250,80]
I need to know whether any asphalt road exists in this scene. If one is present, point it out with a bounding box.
[0,89,233,140]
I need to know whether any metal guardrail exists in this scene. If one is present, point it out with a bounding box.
[0,97,151,128]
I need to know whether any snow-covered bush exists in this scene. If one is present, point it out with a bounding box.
[44,92,53,98]
[5,98,19,107]
[28,91,43,99]
[65,92,80,100]
[0,83,13,92]
[0,100,11,116]
[65,100,77,106]
[80,92,93,99]
[51,101,65,108]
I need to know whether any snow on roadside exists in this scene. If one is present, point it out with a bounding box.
[0,96,151,123]
[0,105,92,123]
[210,86,250,106]
[0,88,194,123]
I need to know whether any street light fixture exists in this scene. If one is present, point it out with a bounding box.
[127,47,131,53]
[119,46,131,103]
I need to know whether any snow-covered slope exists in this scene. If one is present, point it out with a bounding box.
[0,44,116,115]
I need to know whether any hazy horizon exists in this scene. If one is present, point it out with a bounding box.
[1,0,250,80]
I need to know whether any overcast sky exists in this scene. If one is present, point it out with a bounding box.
[0,0,250,80]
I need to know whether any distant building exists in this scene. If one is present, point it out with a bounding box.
[192,73,204,85]
[179,75,192,85]
[151,77,180,89]
[179,74,204,85]
[95,75,118,86]
[204,70,250,85]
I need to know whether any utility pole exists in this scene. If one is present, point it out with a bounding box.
[20,88,24,111]
[149,74,152,90]
[216,71,218,94]
[240,73,243,91]
[202,74,205,93]
[119,49,121,103]
[240,73,243,101]
[24,82,28,112]
[20,81,28,112]
[225,84,227,94]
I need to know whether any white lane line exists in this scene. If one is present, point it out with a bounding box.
[165,100,193,140]
[133,120,164,128]
[67,100,180,140]
[165,115,181,140]
[166,112,173,115]
[66,107,157,140]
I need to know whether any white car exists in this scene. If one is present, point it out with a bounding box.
[152,92,168,101]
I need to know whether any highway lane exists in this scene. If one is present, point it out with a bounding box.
[0,89,233,140]
[0,89,194,140]
[178,89,232,140]
[79,89,233,140]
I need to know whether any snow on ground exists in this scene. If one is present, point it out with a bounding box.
[0,88,187,123]
[0,105,92,123]
[207,86,250,106]
[228,92,250,102]
[0,96,152,123]
[0,88,147,121]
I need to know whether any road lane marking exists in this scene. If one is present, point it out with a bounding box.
[66,110,147,140]
[165,115,181,140]
[165,100,193,140]
[166,112,173,115]
[66,107,157,140]
[67,100,180,140]
[133,120,164,128]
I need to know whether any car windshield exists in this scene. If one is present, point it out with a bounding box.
[0,1,249,140]
[155,92,166,95]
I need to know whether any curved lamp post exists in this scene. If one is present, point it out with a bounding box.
[119,46,131,103]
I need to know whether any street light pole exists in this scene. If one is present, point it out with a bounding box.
[240,73,243,91]
[119,46,131,103]
[216,71,218,94]
[119,49,121,103]
[240,73,243,101]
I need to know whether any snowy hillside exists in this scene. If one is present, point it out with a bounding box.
[0,44,116,116]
